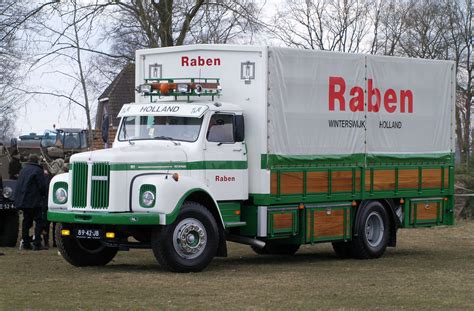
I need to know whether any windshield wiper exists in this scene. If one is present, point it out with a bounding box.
[154,136,180,146]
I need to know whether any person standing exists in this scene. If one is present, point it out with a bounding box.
[14,154,48,251]
[8,152,21,180]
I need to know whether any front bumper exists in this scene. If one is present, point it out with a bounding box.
[48,210,165,225]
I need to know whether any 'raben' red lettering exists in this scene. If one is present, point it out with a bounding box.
[328,76,414,113]
[181,56,221,67]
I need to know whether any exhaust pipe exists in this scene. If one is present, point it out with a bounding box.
[226,234,266,249]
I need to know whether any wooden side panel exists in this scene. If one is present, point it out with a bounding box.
[306,210,345,240]
[422,168,442,189]
[398,169,419,189]
[273,213,293,230]
[280,172,304,195]
[444,168,449,188]
[413,202,440,221]
[365,169,396,191]
[307,171,328,193]
[332,171,359,192]
[271,172,278,195]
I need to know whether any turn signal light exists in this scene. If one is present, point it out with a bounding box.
[351,201,357,207]
[61,229,71,236]
[235,210,241,215]
[106,232,115,239]
[444,197,448,201]
[400,198,405,204]
[172,173,179,182]
[298,203,305,210]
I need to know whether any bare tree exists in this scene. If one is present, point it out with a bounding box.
[444,0,473,165]
[270,0,374,52]
[19,0,113,144]
[0,1,44,139]
[371,0,413,55]
[100,0,261,66]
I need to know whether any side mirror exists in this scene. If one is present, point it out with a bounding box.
[234,115,245,142]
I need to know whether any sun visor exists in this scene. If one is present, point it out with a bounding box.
[118,103,209,118]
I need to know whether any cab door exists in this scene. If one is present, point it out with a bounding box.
[203,112,248,200]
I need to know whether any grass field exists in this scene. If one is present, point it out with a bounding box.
[1,221,473,310]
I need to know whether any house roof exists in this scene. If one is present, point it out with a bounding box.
[96,63,135,128]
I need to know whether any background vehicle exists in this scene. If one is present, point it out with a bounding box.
[48,45,455,272]
[0,128,89,246]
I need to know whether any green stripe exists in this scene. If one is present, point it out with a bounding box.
[48,210,161,225]
[261,153,453,169]
[366,153,453,164]
[109,160,247,171]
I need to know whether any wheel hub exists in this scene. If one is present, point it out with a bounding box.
[365,211,384,248]
[173,219,207,259]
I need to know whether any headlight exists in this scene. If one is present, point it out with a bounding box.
[3,186,12,199]
[141,191,155,207]
[55,187,68,204]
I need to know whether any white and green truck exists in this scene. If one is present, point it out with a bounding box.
[48,45,455,272]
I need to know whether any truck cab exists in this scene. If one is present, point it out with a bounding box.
[49,79,251,272]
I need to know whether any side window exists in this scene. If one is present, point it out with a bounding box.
[207,114,234,143]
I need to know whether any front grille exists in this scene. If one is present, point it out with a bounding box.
[72,162,88,208]
[71,162,110,209]
[91,162,110,209]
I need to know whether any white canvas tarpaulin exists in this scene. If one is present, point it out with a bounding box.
[267,47,454,159]
[365,56,454,156]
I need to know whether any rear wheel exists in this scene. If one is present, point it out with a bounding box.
[0,210,19,247]
[351,201,390,259]
[55,223,118,266]
[151,202,219,272]
[251,243,300,255]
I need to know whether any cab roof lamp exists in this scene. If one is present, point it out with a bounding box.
[137,78,221,99]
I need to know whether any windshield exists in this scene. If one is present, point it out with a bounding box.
[118,116,203,142]
[41,130,57,148]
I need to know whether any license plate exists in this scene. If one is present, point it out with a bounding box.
[0,202,14,210]
[75,228,102,240]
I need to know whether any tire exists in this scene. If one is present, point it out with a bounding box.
[332,241,353,259]
[0,210,19,247]
[351,201,390,259]
[251,243,300,255]
[55,223,118,266]
[151,201,219,272]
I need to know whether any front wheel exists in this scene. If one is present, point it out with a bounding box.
[55,223,118,266]
[151,202,219,272]
[351,201,390,259]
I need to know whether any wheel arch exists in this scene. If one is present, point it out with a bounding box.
[168,188,228,257]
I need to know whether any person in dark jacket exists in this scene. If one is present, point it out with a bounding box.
[14,154,48,251]
[9,153,22,180]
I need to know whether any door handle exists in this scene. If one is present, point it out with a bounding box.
[233,148,242,152]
